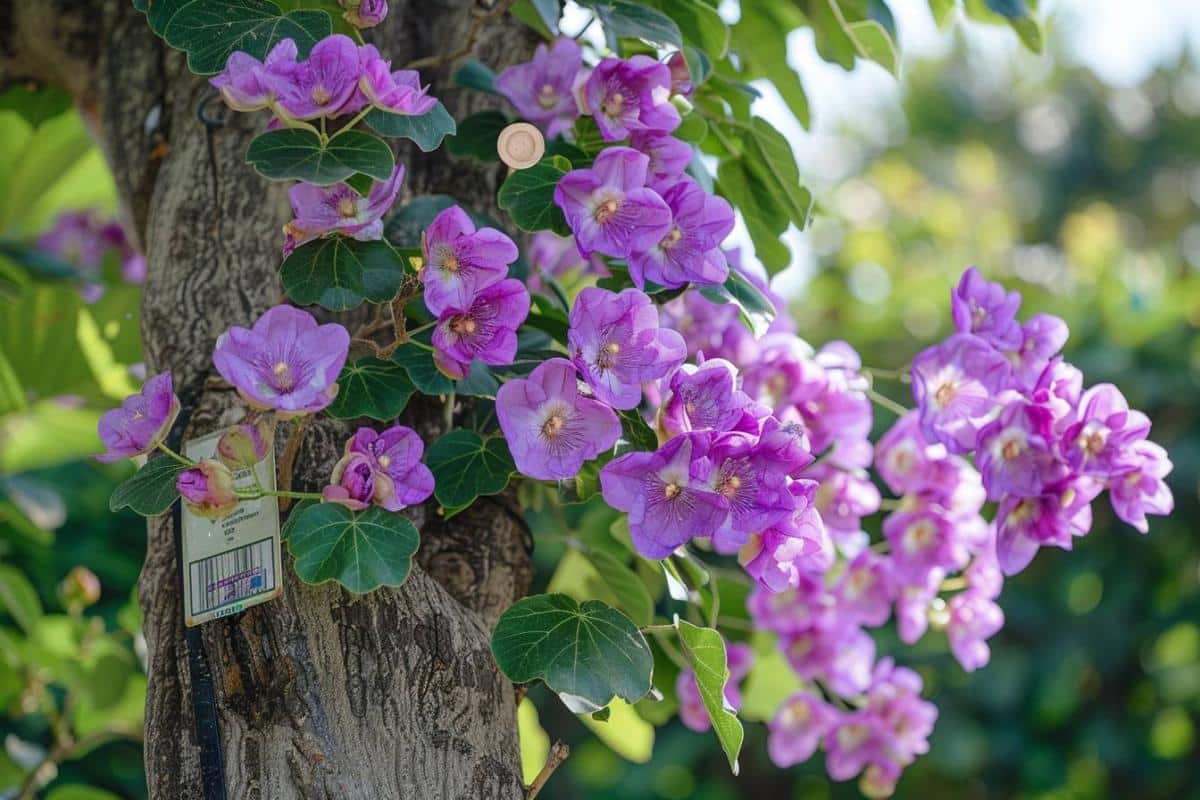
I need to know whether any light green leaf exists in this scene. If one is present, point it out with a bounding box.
[0,565,43,634]
[108,456,187,516]
[325,357,416,421]
[279,236,404,311]
[365,102,457,152]
[587,550,655,628]
[518,697,551,785]
[580,696,656,763]
[286,503,420,593]
[426,430,514,509]
[246,128,394,186]
[45,786,123,800]
[497,155,572,235]
[844,19,900,76]
[491,593,654,712]
[675,619,743,774]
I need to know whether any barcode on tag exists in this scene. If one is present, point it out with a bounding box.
[187,537,276,618]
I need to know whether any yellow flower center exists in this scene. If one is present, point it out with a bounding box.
[541,412,566,440]
[604,91,625,116]
[663,482,681,500]
[594,198,620,224]
[661,226,684,250]
[378,455,391,469]
[337,197,358,218]
[311,85,331,106]
[538,84,558,110]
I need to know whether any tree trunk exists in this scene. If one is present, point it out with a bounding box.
[1,2,537,797]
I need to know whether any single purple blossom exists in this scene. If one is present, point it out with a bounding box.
[911,333,1012,454]
[496,358,621,481]
[340,0,387,28]
[96,372,180,462]
[976,396,1066,499]
[895,567,944,645]
[628,177,734,289]
[275,35,361,120]
[323,451,377,510]
[583,55,680,141]
[883,504,971,583]
[213,305,350,416]
[946,588,1004,672]
[346,425,434,511]
[783,625,875,697]
[630,131,692,191]
[1008,313,1068,391]
[177,459,239,519]
[358,45,437,115]
[660,358,760,438]
[494,38,582,138]
[568,286,685,410]
[420,205,518,316]
[835,550,895,627]
[875,411,947,496]
[1108,440,1173,533]
[995,477,1102,575]
[599,433,727,558]
[283,163,405,255]
[210,39,298,112]
[706,432,796,545]
[808,463,881,557]
[431,279,530,379]
[768,692,835,767]
[553,147,672,259]
[951,266,1022,350]
[1061,383,1151,478]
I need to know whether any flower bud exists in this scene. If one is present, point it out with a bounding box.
[859,764,898,799]
[177,459,239,519]
[216,419,274,470]
[667,51,693,97]
[340,0,388,28]
[322,452,378,511]
[670,94,694,117]
[59,566,101,610]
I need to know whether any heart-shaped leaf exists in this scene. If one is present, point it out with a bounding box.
[286,502,420,593]
[675,619,744,774]
[159,0,330,75]
[491,593,654,712]
[326,357,416,421]
[365,103,457,152]
[246,128,395,186]
[453,60,499,94]
[498,155,572,235]
[446,110,510,162]
[280,236,404,311]
[109,456,187,516]
[426,430,514,509]
[391,340,455,396]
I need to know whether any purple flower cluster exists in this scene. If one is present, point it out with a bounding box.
[323,424,434,511]
[420,205,529,379]
[37,210,146,302]
[211,35,434,122]
[910,267,1173,573]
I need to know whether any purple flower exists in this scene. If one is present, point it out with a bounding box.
[1008,313,1068,391]
[528,232,601,279]
[568,287,685,410]
[431,279,530,379]
[660,358,761,438]
[660,290,756,365]
[667,51,693,97]
[276,35,361,120]
[494,38,582,138]
[864,659,937,767]
[628,177,734,289]
[496,358,621,481]
[768,692,835,767]
[783,625,875,696]
[553,147,672,259]
[583,56,680,141]
[951,266,1022,350]
[213,305,350,416]
[808,463,881,556]
[995,477,1101,575]
[630,131,692,190]
[739,528,826,592]
[216,419,274,469]
[323,452,377,510]
[706,432,797,545]
[895,567,944,645]
[824,710,883,782]
[747,574,837,635]
[835,550,895,627]
[599,433,727,558]
[911,333,1011,454]
[358,45,437,115]
[883,504,970,583]
[97,372,180,462]
[875,411,946,496]
[677,642,751,732]
[177,459,239,519]
[283,163,405,255]
[1061,383,1151,478]
[976,396,1066,499]
[210,39,298,112]
[340,0,387,28]
[345,425,434,511]
[420,205,518,316]
[1108,440,1174,533]
[946,588,1004,672]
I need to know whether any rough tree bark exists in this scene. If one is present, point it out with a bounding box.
[1,2,538,797]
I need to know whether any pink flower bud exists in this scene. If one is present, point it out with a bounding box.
[59,566,101,609]
[216,419,274,469]
[340,0,388,28]
[177,459,239,519]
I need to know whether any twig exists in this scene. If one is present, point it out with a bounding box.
[525,741,569,800]
[277,416,311,512]
[404,0,519,69]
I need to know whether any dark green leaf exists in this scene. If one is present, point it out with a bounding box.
[326,357,416,421]
[649,0,729,57]
[108,456,187,516]
[345,173,374,196]
[674,112,708,143]
[676,619,743,773]
[246,128,394,186]
[392,340,455,395]
[426,430,515,509]
[280,236,404,311]
[0,564,42,634]
[700,268,777,337]
[497,155,572,235]
[579,0,683,48]
[454,360,502,398]
[0,85,71,127]
[453,60,499,94]
[384,194,458,247]
[447,111,510,162]
[281,499,317,539]
[365,102,457,152]
[743,117,813,229]
[714,158,790,273]
[730,4,809,126]
[491,593,654,712]
[162,0,331,75]
[286,503,420,593]
[617,409,658,452]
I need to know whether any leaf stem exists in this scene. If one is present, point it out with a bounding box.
[865,387,910,418]
[155,441,193,466]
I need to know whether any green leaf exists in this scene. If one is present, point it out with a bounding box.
[579,0,683,48]
[675,619,743,773]
[617,408,658,452]
[964,0,1042,51]
[246,128,394,186]
[0,85,70,128]
[674,111,708,143]
[108,456,187,516]
[649,0,729,58]
[447,110,510,162]
[280,236,404,311]
[286,503,420,593]
[743,117,813,230]
[714,159,790,273]
[928,0,958,26]
[453,60,499,94]
[325,357,416,421]
[365,103,457,152]
[0,564,43,634]
[491,594,654,712]
[843,19,900,76]
[426,430,514,509]
[391,340,455,395]
[497,155,572,235]
[587,550,655,627]
[162,0,331,75]
[45,786,123,800]
[700,268,777,338]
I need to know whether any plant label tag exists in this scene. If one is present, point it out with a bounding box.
[181,429,282,626]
